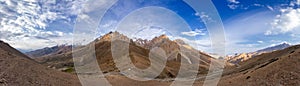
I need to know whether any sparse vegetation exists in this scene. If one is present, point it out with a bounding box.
[61,67,75,73]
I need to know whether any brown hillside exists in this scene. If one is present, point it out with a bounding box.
[0,40,81,86]
[219,45,300,86]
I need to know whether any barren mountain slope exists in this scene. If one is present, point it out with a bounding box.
[26,45,72,58]
[89,32,215,78]
[226,43,291,64]
[0,40,80,86]
[219,45,300,86]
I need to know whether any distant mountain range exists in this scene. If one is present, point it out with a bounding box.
[226,42,291,64]
[25,45,72,58]
[256,42,291,53]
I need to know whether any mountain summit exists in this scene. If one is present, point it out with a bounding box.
[256,42,291,53]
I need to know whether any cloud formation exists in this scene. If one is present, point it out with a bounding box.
[181,29,206,36]
[257,41,264,44]
[0,0,86,50]
[227,0,240,9]
[195,12,214,23]
[115,6,193,39]
[266,7,300,35]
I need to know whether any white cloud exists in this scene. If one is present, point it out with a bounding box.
[115,6,192,40]
[181,29,206,36]
[181,31,199,37]
[227,0,240,4]
[1,32,73,50]
[257,41,264,43]
[227,4,239,9]
[195,12,214,23]
[76,0,114,24]
[266,5,274,11]
[253,4,263,7]
[289,0,300,6]
[227,1,281,10]
[266,7,300,35]
[227,0,240,9]
[0,0,82,34]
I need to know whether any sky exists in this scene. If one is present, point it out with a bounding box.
[0,0,299,54]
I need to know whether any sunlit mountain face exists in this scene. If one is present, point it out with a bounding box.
[0,0,299,54]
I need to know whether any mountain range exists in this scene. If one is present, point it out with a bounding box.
[256,42,291,53]
[25,45,72,58]
[27,31,218,78]
[226,42,291,64]
[220,44,300,86]
[1,32,299,86]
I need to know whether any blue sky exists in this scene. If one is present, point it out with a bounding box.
[0,0,299,54]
